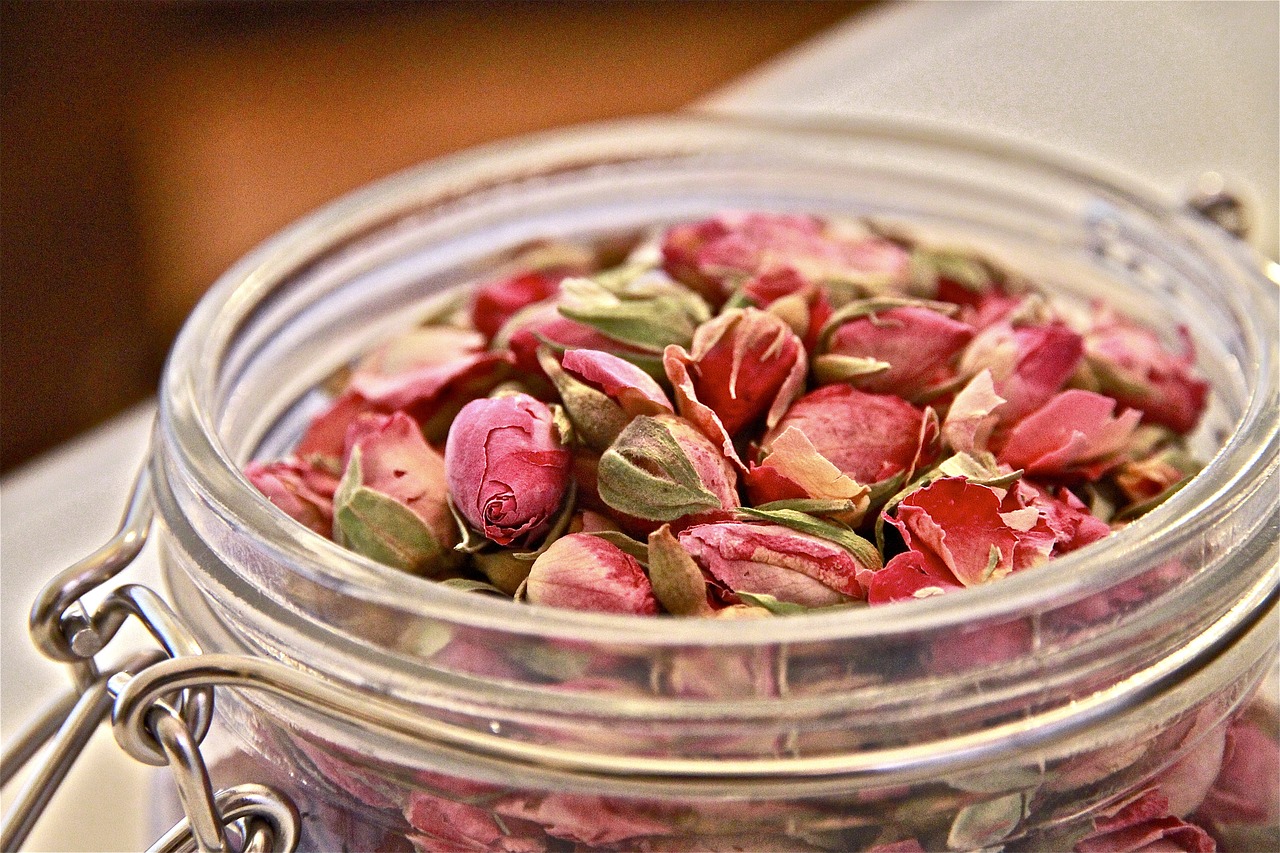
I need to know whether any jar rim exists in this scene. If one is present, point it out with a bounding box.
[157,112,1279,649]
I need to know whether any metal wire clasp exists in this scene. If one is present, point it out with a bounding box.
[0,451,299,853]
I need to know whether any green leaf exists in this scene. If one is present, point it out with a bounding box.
[736,507,882,570]
[438,578,510,597]
[735,591,808,615]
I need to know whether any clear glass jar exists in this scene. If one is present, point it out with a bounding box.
[149,115,1278,852]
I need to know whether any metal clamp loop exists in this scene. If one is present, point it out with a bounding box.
[147,785,300,853]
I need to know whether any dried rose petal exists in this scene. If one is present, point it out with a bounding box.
[998,390,1141,479]
[1194,710,1280,827]
[679,522,871,607]
[742,268,833,349]
[1008,480,1111,555]
[524,534,658,615]
[743,427,871,526]
[444,393,571,547]
[1082,307,1209,434]
[495,793,673,846]
[887,477,1056,588]
[959,321,1085,427]
[760,385,939,488]
[245,457,340,536]
[405,789,547,852]
[1075,790,1216,853]
[818,304,974,399]
[867,550,963,605]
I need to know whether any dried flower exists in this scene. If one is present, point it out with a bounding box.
[524,533,657,615]
[1080,307,1209,434]
[664,307,807,443]
[816,300,974,399]
[959,320,1085,428]
[997,390,1141,480]
[679,522,873,607]
[444,393,571,547]
[596,414,739,525]
[333,412,461,575]
[538,347,672,450]
[244,457,340,537]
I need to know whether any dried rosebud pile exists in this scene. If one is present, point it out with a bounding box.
[247,212,1209,617]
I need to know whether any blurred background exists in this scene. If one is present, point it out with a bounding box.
[0,0,870,473]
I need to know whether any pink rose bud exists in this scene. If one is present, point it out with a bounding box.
[758,385,939,489]
[1082,307,1209,434]
[662,212,911,306]
[538,347,673,450]
[469,242,595,342]
[664,307,807,442]
[679,522,872,607]
[959,320,1085,427]
[997,389,1141,480]
[245,457,340,537]
[524,533,658,615]
[1193,708,1280,829]
[816,301,975,399]
[444,393,571,547]
[597,414,739,526]
[405,789,547,852]
[333,412,461,575]
[886,477,1057,588]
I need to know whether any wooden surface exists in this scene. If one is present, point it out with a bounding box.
[0,0,867,472]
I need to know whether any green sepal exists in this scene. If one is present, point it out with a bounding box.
[735,506,883,570]
[910,247,996,297]
[438,578,510,597]
[735,591,808,615]
[811,354,892,384]
[334,452,458,576]
[585,530,650,566]
[1113,475,1195,522]
[597,417,724,521]
[754,498,864,517]
[646,525,711,616]
[537,347,628,450]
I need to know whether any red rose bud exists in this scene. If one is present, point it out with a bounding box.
[245,457,340,537]
[742,268,833,350]
[760,385,939,489]
[1081,306,1209,434]
[524,533,657,615]
[679,522,870,607]
[662,212,911,306]
[816,301,975,399]
[333,412,461,575]
[959,320,1085,426]
[444,393,571,547]
[997,390,1141,480]
[468,241,595,341]
[887,477,1056,588]
[539,347,673,450]
[664,307,807,440]
[596,414,739,525]
[744,427,871,526]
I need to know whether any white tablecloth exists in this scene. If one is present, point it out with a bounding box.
[3,2,1275,849]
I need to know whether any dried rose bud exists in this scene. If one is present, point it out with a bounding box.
[524,533,657,615]
[886,477,1057,589]
[494,299,662,377]
[741,268,833,350]
[758,385,939,490]
[679,522,871,607]
[1195,710,1280,829]
[405,789,547,853]
[661,212,911,306]
[959,320,1085,427]
[469,243,595,342]
[997,390,1141,480]
[444,393,571,547]
[245,457,340,537]
[298,328,513,456]
[664,307,807,444]
[1080,306,1209,434]
[743,427,871,526]
[333,412,461,575]
[816,301,975,399]
[942,369,1007,455]
[538,347,672,450]
[597,414,739,525]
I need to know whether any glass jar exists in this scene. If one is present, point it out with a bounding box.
[149,115,1277,852]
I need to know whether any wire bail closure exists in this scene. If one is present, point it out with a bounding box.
[0,443,300,853]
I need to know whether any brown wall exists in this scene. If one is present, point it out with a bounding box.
[1,0,867,472]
